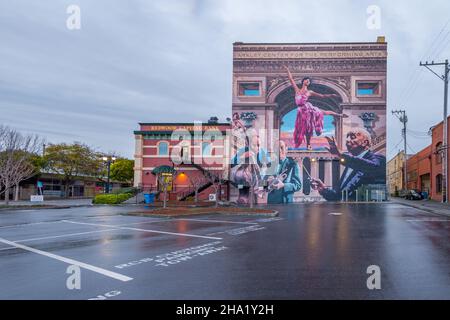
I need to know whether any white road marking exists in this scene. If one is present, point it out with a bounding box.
[0,237,133,282]
[13,228,120,243]
[0,221,65,229]
[116,219,172,226]
[0,215,119,230]
[329,212,343,216]
[406,219,450,222]
[0,246,16,252]
[62,220,223,240]
[174,218,258,225]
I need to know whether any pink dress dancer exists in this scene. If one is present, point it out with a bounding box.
[283,65,346,150]
[293,92,324,148]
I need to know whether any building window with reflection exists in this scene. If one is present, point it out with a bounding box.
[158,142,169,156]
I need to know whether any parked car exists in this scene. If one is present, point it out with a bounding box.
[405,189,423,200]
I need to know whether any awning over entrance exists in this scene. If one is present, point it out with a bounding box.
[151,165,176,175]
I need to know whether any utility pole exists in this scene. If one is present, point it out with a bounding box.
[420,60,449,203]
[392,110,408,191]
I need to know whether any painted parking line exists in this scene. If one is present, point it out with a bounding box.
[0,228,120,252]
[14,228,120,243]
[62,220,223,240]
[174,218,258,225]
[0,237,133,282]
[0,220,65,229]
[406,219,450,222]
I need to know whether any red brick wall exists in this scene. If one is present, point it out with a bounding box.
[406,145,431,192]
[135,123,230,200]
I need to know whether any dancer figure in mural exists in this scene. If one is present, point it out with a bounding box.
[310,129,386,201]
[231,133,271,204]
[283,66,348,150]
[267,140,302,204]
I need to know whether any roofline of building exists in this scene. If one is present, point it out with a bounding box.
[134,130,229,135]
[233,41,387,45]
[429,115,450,132]
[138,122,231,126]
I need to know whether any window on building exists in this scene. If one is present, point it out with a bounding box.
[181,145,190,162]
[238,82,260,96]
[436,174,443,193]
[158,142,169,156]
[436,142,443,164]
[202,142,211,156]
[357,82,380,96]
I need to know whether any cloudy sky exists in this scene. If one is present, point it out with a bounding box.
[1,0,450,158]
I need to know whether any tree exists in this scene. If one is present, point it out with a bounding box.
[0,126,43,204]
[204,170,227,208]
[110,159,134,184]
[157,173,174,209]
[189,176,207,204]
[43,142,101,198]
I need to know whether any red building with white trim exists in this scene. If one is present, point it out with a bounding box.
[133,122,231,201]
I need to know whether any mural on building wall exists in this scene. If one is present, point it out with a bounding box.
[230,42,387,203]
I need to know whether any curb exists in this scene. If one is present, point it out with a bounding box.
[391,200,450,217]
[122,210,279,218]
[0,204,94,212]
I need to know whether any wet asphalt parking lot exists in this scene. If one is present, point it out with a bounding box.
[0,202,449,299]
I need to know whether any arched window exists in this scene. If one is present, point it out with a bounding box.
[436,142,443,164]
[158,142,169,156]
[202,142,211,156]
[436,174,443,193]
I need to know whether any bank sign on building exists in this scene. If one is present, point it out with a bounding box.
[134,39,387,204]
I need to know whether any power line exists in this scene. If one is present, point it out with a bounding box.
[392,110,408,189]
[397,18,450,106]
[406,141,417,154]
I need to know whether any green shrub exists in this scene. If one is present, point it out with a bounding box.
[112,187,138,195]
[92,193,133,204]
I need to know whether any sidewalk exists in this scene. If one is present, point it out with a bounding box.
[391,197,450,216]
[0,198,93,209]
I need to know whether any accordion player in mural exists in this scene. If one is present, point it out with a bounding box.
[310,129,386,201]
[283,66,348,150]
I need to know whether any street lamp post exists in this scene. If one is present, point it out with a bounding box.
[102,156,116,193]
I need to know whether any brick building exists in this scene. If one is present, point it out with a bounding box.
[406,146,431,196]
[133,122,231,201]
[403,118,450,201]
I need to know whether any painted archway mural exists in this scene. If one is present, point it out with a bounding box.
[231,42,387,203]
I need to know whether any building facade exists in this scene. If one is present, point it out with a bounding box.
[400,118,450,201]
[406,146,432,196]
[429,120,448,201]
[387,151,408,196]
[133,122,231,201]
[230,38,387,203]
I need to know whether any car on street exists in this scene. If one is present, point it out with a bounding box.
[405,189,423,200]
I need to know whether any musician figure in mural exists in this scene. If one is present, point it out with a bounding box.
[310,129,386,201]
[283,65,348,150]
[230,133,271,204]
[267,140,302,204]
[231,112,247,153]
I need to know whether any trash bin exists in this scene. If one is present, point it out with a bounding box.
[144,193,155,204]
